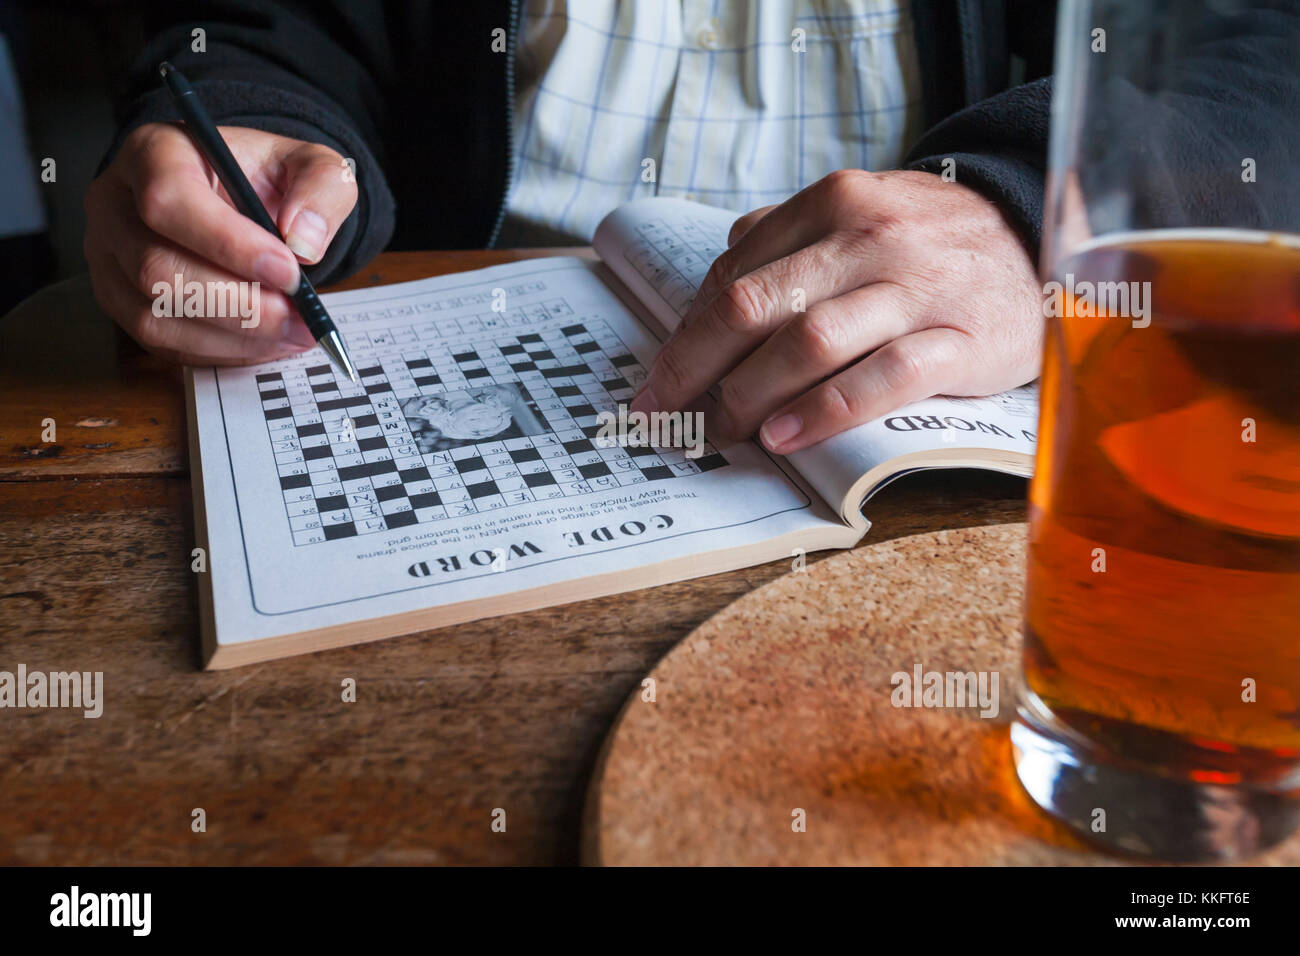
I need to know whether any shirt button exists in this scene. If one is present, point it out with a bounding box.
[696,22,720,49]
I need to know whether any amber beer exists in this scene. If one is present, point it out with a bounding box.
[1024,231,1300,777]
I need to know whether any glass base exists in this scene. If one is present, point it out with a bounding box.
[1012,691,1300,862]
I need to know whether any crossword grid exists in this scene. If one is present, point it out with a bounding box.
[623,217,725,317]
[257,309,728,546]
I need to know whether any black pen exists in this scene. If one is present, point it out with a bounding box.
[157,61,358,382]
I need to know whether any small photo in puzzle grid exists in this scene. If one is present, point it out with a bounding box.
[400,384,546,453]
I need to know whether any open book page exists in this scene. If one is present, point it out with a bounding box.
[191,256,854,656]
[593,197,738,334]
[786,385,1039,523]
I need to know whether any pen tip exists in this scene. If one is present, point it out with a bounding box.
[158,61,174,79]
[318,328,360,384]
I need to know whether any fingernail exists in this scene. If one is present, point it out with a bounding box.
[630,385,658,416]
[760,413,802,451]
[254,250,300,294]
[286,209,328,263]
[282,316,316,350]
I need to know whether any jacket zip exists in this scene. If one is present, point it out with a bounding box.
[955,0,984,105]
[487,0,522,249]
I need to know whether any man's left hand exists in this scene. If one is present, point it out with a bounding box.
[630,169,1043,453]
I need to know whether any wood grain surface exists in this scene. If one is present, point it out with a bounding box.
[0,251,1027,865]
[584,524,1300,867]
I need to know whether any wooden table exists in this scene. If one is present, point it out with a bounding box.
[0,251,1027,865]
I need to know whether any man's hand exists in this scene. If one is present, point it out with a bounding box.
[84,122,358,365]
[630,169,1042,453]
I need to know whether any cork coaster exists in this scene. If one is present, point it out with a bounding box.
[583,523,1300,866]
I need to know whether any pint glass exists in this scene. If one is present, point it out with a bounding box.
[1012,0,1300,860]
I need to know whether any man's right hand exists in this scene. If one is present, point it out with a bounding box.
[84,122,358,365]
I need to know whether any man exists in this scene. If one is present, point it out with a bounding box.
[82,1,1291,454]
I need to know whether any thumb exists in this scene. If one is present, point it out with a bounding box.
[277,142,360,265]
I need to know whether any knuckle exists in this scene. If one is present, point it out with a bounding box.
[136,245,179,296]
[814,380,856,424]
[652,343,692,397]
[712,278,770,335]
[878,341,930,390]
[121,125,150,155]
[133,308,174,350]
[726,217,748,247]
[136,180,176,231]
[822,168,869,204]
[708,246,739,281]
[788,307,844,365]
[717,375,754,422]
[697,250,735,299]
[122,123,167,162]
